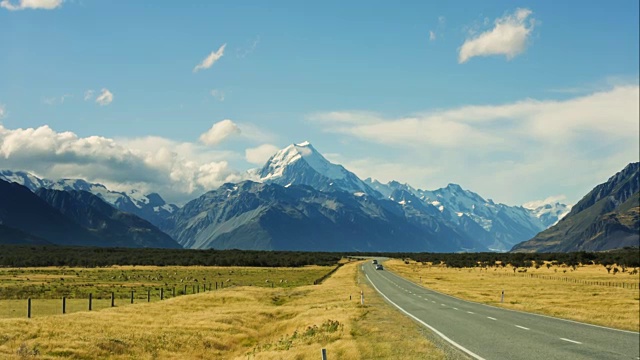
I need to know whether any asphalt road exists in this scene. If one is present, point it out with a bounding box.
[363,260,640,360]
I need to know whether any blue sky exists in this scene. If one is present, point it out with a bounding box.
[1,0,638,205]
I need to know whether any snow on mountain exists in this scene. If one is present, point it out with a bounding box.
[523,200,572,228]
[259,142,381,197]
[363,178,550,251]
[0,170,178,227]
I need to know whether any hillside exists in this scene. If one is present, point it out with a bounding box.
[512,162,640,252]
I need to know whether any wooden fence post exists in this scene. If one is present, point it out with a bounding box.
[27,298,31,319]
[215,282,218,290]
[161,288,164,300]
[321,348,327,360]
[147,289,150,302]
[192,285,195,294]
[111,292,115,307]
[197,285,200,293]
[131,290,134,304]
[62,297,66,314]
[89,293,93,311]
[184,285,187,295]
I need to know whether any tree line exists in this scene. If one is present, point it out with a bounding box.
[0,245,637,269]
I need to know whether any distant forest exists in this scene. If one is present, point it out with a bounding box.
[0,245,638,269]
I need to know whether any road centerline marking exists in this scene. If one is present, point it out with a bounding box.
[515,325,530,330]
[365,274,486,360]
[487,317,497,321]
[467,311,474,314]
[560,338,582,344]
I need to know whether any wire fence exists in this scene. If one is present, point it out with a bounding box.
[492,272,640,289]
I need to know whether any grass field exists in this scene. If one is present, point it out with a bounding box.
[384,259,640,332]
[0,261,448,359]
[0,265,333,319]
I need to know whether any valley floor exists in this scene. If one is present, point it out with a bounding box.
[384,259,640,332]
[0,262,449,359]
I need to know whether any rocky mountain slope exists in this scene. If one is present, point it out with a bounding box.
[512,162,639,252]
[0,179,181,248]
[364,179,550,251]
[0,170,178,227]
[161,181,484,252]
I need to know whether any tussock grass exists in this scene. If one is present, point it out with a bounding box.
[385,259,640,332]
[0,265,332,318]
[0,262,445,359]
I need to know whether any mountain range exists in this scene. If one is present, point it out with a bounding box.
[0,170,177,228]
[0,179,180,248]
[0,141,590,252]
[512,162,639,252]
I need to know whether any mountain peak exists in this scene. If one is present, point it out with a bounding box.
[260,141,345,182]
[258,142,380,197]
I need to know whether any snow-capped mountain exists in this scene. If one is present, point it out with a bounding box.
[522,201,571,228]
[0,170,177,227]
[363,179,558,251]
[162,180,484,252]
[259,141,381,197]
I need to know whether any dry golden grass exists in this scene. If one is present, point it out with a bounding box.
[0,262,446,359]
[384,259,640,332]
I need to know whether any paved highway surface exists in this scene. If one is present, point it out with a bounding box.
[363,260,640,360]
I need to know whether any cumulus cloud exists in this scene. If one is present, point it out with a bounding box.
[459,8,535,63]
[193,43,226,73]
[0,125,244,204]
[0,104,5,119]
[0,0,62,10]
[429,31,436,41]
[311,85,639,204]
[199,119,241,146]
[245,144,279,165]
[210,89,225,101]
[95,89,113,106]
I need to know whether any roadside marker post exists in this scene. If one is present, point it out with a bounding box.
[501,290,504,303]
[321,348,327,360]
[360,290,364,305]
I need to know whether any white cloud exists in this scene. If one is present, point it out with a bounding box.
[311,85,639,205]
[0,104,5,119]
[237,36,260,58]
[1,0,62,10]
[95,88,113,106]
[0,125,245,204]
[459,8,535,64]
[84,90,95,101]
[429,31,436,41]
[193,43,226,73]
[210,89,225,101]
[43,94,72,106]
[199,119,241,146]
[245,144,279,165]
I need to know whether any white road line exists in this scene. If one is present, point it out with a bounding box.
[467,311,474,314]
[487,317,497,321]
[432,301,436,303]
[441,303,446,306]
[453,307,459,310]
[365,274,486,360]
[382,269,639,335]
[515,325,530,330]
[560,338,582,345]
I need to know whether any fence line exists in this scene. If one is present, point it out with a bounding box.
[492,272,639,289]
